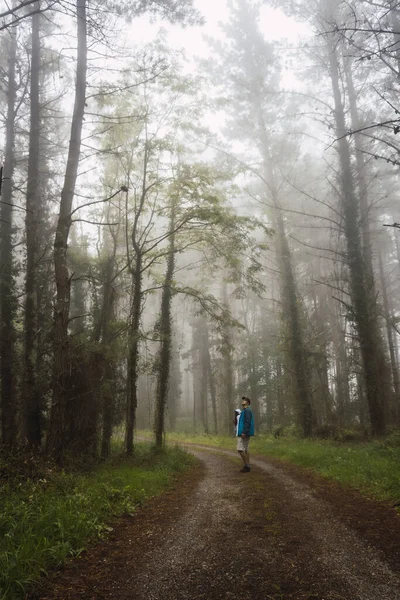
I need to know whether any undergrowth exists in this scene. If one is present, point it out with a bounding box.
[0,444,195,600]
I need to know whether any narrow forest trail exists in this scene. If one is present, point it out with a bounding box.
[33,447,400,600]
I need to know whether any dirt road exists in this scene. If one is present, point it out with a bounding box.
[34,447,400,600]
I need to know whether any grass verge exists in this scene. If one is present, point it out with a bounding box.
[151,431,400,505]
[0,444,195,600]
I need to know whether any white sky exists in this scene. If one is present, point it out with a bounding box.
[129,0,311,59]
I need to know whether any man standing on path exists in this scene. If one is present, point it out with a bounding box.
[237,396,254,472]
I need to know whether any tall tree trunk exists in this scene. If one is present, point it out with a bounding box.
[393,317,400,378]
[222,283,234,434]
[248,351,260,425]
[47,0,87,459]
[330,298,350,428]
[354,346,367,428]
[276,360,285,425]
[125,139,151,454]
[126,255,142,455]
[205,326,218,434]
[154,218,175,448]
[264,360,273,430]
[274,207,314,436]
[328,39,388,435]
[94,253,117,459]
[100,361,114,459]
[70,228,87,335]
[312,290,333,425]
[166,339,180,431]
[200,324,209,434]
[344,56,376,299]
[24,5,41,446]
[0,19,18,449]
[378,251,400,422]
[261,315,278,428]
[101,281,116,459]
[394,231,400,279]
[191,322,199,431]
[242,301,260,425]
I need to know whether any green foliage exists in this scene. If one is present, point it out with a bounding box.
[0,445,194,600]
[160,432,400,504]
[107,0,203,26]
[172,284,243,331]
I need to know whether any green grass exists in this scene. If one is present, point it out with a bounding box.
[0,444,195,600]
[154,431,400,505]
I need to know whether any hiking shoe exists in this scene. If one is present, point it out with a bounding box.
[240,465,251,472]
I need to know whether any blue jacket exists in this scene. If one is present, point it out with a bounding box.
[237,407,254,437]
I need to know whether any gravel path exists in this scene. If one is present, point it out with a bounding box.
[35,447,400,600]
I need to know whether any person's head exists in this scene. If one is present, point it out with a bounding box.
[241,396,251,408]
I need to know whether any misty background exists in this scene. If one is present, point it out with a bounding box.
[1,0,399,460]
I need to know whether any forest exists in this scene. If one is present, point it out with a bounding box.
[1,0,400,465]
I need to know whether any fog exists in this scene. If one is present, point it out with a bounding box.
[1,0,399,457]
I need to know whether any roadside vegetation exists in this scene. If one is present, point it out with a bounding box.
[3,0,400,596]
[0,444,195,600]
[155,431,400,505]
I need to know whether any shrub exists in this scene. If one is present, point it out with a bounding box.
[314,424,338,440]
